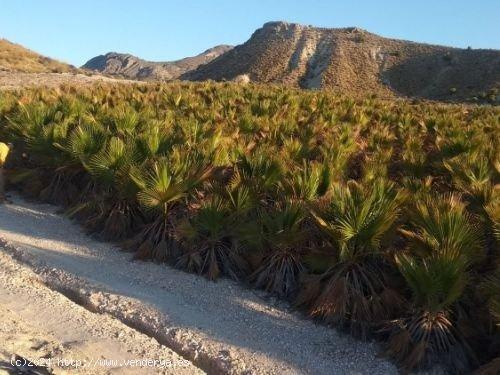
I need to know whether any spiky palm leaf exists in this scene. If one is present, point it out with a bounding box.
[249,203,308,298]
[79,136,143,240]
[110,106,140,137]
[444,153,497,208]
[6,103,81,204]
[134,120,176,161]
[176,197,248,281]
[312,180,404,259]
[282,161,331,202]
[386,194,483,372]
[299,180,405,335]
[399,194,483,261]
[234,152,282,202]
[132,154,212,261]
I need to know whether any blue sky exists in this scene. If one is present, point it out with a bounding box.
[1,0,499,67]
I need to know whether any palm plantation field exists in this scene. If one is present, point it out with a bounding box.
[0,82,498,373]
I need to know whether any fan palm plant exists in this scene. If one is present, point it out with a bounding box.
[388,254,472,371]
[52,122,107,204]
[249,203,308,298]
[81,136,142,240]
[233,151,282,204]
[475,266,500,374]
[319,123,357,167]
[5,100,58,142]
[362,148,393,183]
[401,132,428,178]
[298,180,405,335]
[401,176,434,201]
[444,152,498,209]
[281,161,331,202]
[435,126,479,161]
[131,151,213,261]
[134,120,176,161]
[176,195,249,281]
[6,102,81,204]
[398,194,483,261]
[386,194,483,372]
[109,106,140,138]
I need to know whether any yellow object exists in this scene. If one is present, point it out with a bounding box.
[0,142,9,167]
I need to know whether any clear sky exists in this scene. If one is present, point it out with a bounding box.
[1,0,499,67]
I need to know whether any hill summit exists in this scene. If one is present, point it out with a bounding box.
[184,21,500,101]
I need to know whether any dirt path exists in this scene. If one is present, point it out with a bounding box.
[0,250,202,374]
[0,72,137,90]
[0,194,397,374]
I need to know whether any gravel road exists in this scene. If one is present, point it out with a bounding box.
[0,194,398,374]
[0,250,202,374]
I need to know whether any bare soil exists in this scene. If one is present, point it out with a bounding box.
[0,71,134,90]
[185,21,500,102]
[0,249,202,374]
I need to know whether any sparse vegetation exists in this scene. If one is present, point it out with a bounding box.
[0,39,77,73]
[0,81,498,372]
[186,21,500,103]
[443,52,453,63]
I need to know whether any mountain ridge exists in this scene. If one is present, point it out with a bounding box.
[183,21,500,101]
[82,45,233,81]
[2,21,499,102]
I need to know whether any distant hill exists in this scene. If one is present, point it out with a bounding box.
[0,39,77,73]
[82,45,233,81]
[3,24,499,103]
[183,21,500,101]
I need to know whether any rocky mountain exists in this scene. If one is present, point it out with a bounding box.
[183,21,500,101]
[0,39,77,73]
[82,45,233,81]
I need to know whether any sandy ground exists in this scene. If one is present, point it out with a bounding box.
[0,194,398,374]
[0,71,136,90]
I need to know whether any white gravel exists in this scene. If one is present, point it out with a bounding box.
[0,194,398,374]
[0,245,202,374]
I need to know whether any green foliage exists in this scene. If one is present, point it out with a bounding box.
[386,194,483,371]
[249,203,308,297]
[311,180,405,259]
[399,194,483,262]
[444,152,498,209]
[298,180,405,335]
[176,197,248,281]
[1,81,498,372]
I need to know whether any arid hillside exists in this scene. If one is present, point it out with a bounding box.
[184,21,500,101]
[82,45,233,80]
[0,39,77,73]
